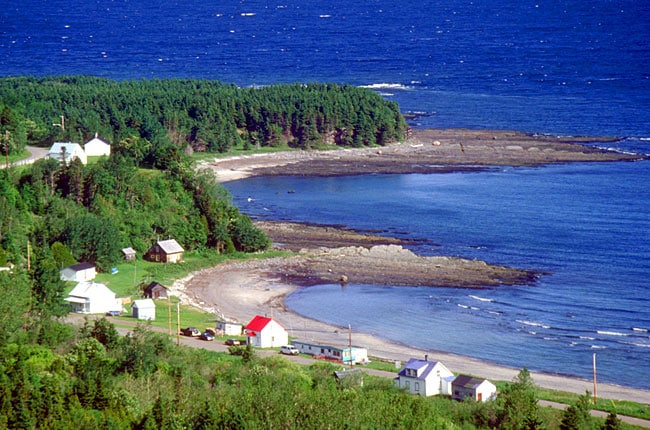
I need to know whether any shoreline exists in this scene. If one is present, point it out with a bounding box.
[185,128,650,402]
[176,256,650,404]
[201,128,644,182]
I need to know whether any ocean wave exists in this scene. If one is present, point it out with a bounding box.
[632,327,649,332]
[621,341,650,348]
[590,345,607,349]
[469,294,493,303]
[360,83,411,90]
[516,319,550,329]
[596,330,629,337]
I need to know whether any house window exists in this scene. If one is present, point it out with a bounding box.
[415,382,420,392]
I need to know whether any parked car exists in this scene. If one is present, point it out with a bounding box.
[200,331,215,341]
[225,338,241,346]
[181,327,201,337]
[280,345,300,355]
[105,310,121,317]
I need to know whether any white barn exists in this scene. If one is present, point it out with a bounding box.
[65,282,121,314]
[47,142,87,165]
[132,299,156,321]
[394,358,455,397]
[244,315,288,348]
[84,134,111,156]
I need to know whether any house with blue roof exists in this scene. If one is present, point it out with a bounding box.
[394,357,455,397]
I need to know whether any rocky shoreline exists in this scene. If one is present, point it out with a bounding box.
[254,220,540,289]
[204,128,643,182]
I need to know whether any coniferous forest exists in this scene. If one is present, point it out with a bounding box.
[0,76,406,156]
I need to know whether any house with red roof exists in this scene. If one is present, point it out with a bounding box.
[244,315,288,348]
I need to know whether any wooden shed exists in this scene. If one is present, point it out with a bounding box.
[143,281,168,299]
[145,239,184,263]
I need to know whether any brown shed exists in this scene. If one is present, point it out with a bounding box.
[143,281,168,299]
[145,239,184,263]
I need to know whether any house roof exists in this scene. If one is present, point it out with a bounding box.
[156,239,184,254]
[49,142,83,153]
[122,247,136,255]
[132,299,155,309]
[67,282,114,299]
[452,374,488,389]
[245,315,274,331]
[397,358,444,379]
[144,281,167,293]
[84,136,111,146]
[65,262,95,272]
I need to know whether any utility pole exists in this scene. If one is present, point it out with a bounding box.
[3,131,9,168]
[176,302,181,346]
[53,115,65,138]
[348,323,353,368]
[167,296,172,336]
[592,353,597,404]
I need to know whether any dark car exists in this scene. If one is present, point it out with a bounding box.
[200,331,215,341]
[225,338,241,346]
[181,327,201,337]
[106,310,121,317]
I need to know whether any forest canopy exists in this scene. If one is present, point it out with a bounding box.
[0,76,406,157]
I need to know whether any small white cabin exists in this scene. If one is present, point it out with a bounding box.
[84,134,111,157]
[132,299,156,321]
[60,262,96,282]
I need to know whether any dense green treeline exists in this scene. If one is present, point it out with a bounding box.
[0,153,269,273]
[0,76,406,156]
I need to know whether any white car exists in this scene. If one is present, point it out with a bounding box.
[280,345,300,355]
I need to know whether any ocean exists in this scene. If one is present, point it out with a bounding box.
[2,0,649,388]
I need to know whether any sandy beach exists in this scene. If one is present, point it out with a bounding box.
[183,129,650,404]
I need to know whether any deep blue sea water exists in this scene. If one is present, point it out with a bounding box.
[2,0,649,388]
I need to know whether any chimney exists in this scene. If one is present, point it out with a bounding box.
[424,354,428,362]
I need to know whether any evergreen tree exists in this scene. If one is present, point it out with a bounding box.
[560,391,594,430]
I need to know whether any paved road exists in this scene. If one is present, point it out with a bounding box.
[1,145,49,168]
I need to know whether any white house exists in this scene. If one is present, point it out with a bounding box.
[291,340,369,365]
[47,142,87,165]
[216,320,243,336]
[65,282,122,314]
[60,262,96,282]
[244,315,288,348]
[131,299,156,321]
[452,375,497,402]
[84,134,111,156]
[394,358,455,397]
